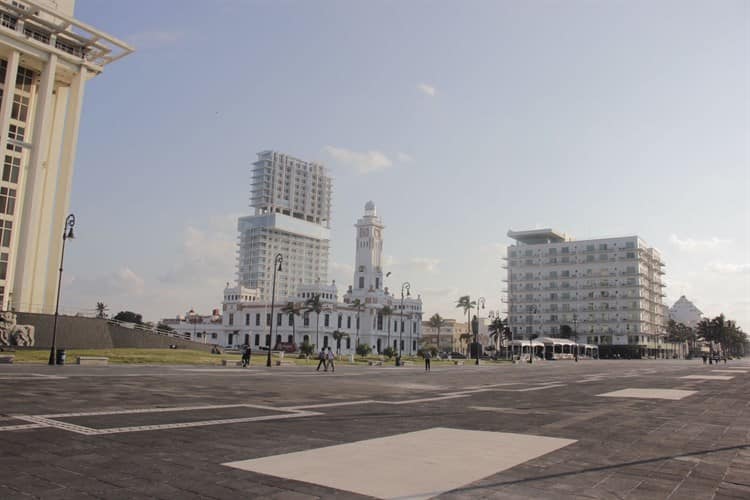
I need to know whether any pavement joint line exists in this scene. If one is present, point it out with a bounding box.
[280,400,376,410]
[374,394,469,405]
[14,415,99,435]
[91,410,322,435]
[0,423,49,431]
[516,384,566,392]
[38,403,286,419]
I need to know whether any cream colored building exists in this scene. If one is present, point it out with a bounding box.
[0,0,132,312]
[505,229,668,357]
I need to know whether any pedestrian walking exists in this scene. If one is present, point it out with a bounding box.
[241,345,252,368]
[327,347,335,372]
[424,350,431,372]
[316,348,327,371]
[702,353,707,364]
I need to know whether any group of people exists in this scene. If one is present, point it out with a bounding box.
[702,352,727,365]
[316,347,336,372]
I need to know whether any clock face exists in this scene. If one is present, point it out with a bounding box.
[359,228,368,237]
[375,229,381,238]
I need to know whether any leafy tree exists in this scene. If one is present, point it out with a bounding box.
[382,346,395,359]
[559,324,573,339]
[488,316,506,349]
[305,294,323,349]
[356,343,373,357]
[113,311,143,324]
[428,313,447,352]
[95,302,108,319]
[157,322,173,332]
[281,301,303,344]
[332,330,349,354]
[456,295,476,350]
[300,339,315,358]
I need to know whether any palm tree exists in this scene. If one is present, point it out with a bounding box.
[382,305,393,348]
[428,313,447,353]
[305,294,323,349]
[95,302,108,319]
[281,301,303,345]
[488,316,505,351]
[352,298,364,348]
[456,295,476,351]
[332,330,349,354]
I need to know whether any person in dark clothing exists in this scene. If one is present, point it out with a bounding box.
[241,345,252,367]
[702,353,707,364]
[316,348,327,371]
[424,350,431,372]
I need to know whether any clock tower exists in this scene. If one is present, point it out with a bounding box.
[352,201,385,295]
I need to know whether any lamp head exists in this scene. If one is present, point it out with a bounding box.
[66,227,74,240]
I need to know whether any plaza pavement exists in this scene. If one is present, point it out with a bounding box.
[1,358,749,499]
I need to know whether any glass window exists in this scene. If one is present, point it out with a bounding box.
[0,219,10,247]
[0,187,16,215]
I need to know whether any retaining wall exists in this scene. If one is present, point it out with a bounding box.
[15,313,214,352]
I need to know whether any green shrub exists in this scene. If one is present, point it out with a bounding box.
[382,346,396,359]
[356,343,372,356]
[300,340,315,357]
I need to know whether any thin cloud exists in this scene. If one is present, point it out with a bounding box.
[323,146,392,174]
[397,152,414,163]
[417,83,437,97]
[669,234,730,252]
[706,262,750,274]
[410,257,441,273]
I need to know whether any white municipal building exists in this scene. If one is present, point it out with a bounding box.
[216,201,423,354]
[165,151,423,354]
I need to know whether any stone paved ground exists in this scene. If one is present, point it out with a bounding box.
[1,359,749,499]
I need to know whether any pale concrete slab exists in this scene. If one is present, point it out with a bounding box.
[680,375,734,380]
[597,388,697,400]
[223,427,576,499]
[712,369,747,374]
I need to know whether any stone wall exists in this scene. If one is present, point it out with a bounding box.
[15,313,214,352]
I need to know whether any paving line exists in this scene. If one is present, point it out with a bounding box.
[40,403,284,419]
[14,415,99,435]
[0,423,48,431]
[92,410,322,435]
[516,384,566,392]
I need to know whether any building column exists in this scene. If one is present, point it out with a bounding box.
[0,50,19,309]
[13,53,57,313]
[0,50,19,153]
[42,67,87,311]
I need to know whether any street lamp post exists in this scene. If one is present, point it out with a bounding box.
[48,214,75,365]
[399,282,410,364]
[475,297,485,365]
[529,305,537,364]
[266,253,283,368]
[573,313,578,359]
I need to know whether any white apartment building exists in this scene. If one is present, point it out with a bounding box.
[237,151,332,301]
[0,0,131,313]
[669,295,702,328]
[172,202,424,354]
[505,229,668,357]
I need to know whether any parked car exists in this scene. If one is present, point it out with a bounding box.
[448,351,466,359]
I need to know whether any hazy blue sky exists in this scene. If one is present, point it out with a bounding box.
[62,0,749,329]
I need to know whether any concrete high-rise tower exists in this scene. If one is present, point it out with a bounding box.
[0,0,133,312]
[237,151,332,301]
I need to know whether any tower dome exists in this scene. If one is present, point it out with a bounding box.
[364,200,376,216]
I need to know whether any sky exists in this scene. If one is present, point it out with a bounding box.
[61,0,749,330]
